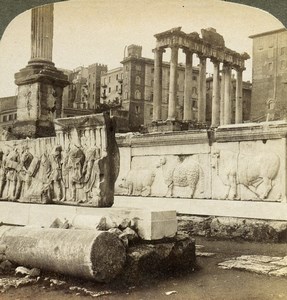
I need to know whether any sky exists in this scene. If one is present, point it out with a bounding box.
[0,0,284,97]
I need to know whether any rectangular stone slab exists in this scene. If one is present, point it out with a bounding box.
[0,202,177,240]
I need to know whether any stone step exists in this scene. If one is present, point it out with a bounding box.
[0,201,177,241]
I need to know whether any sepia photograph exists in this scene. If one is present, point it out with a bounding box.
[0,0,286,298]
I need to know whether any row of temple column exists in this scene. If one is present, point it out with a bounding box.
[153,46,244,126]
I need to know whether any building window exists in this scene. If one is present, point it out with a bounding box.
[116,85,118,91]
[14,114,17,120]
[109,87,111,93]
[136,65,141,71]
[3,116,7,122]
[150,107,153,117]
[150,93,153,101]
[135,90,141,99]
[192,100,197,108]
[125,65,129,71]
[135,106,140,114]
[151,68,154,73]
[136,76,141,85]
[268,48,273,59]
[116,74,118,80]
[109,76,111,83]
[268,62,273,71]
[9,114,13,121]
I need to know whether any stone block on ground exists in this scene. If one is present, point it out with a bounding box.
[119,234,196,284]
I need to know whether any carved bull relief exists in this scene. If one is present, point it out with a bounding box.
[211,149,280,200]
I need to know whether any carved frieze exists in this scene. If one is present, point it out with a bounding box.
[0,113,119,207]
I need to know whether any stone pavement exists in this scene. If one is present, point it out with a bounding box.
[218,255,287,277]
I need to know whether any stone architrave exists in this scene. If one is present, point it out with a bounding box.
[167,45,179,121]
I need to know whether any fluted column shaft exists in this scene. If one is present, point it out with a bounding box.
[223,64,232,125]
[183,49,193,121]
[211,59,220,127]
[30,4,54,63]
[198,56,207,123]
[153,48,164,121]
[235,68,243,123]
[168,46,179,120]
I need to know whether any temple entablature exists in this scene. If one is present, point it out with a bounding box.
[151,27,250,129]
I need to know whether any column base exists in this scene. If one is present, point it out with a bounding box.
[12,120,56,139]
[146,120,209,133]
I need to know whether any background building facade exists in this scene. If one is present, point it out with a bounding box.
[250,28,287,121]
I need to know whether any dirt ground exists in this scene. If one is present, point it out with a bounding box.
[1,236,287,300]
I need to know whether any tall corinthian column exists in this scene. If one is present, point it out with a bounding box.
[198,55,207,123]
[30,4,54,64]
[220,65,226,125]
[167,46,179,120]
[183,49,193,121]
[153,48,164,121]
[223,63,232,125]
[235,68,243,123]
[211,59,220,127]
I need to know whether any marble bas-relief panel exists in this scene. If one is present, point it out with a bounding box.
[211,140,283,202]
[117,153,210,199]
[0,114,119,207]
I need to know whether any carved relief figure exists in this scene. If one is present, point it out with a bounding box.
[211,149,280,200]
[82,145,102,204]
[0,151,6,198]
[156,155,203,198]
[119,169,156,196]
[15,145,33,200]
[49,145,63,201]
[3,146,20,201]
[65,145,85,202]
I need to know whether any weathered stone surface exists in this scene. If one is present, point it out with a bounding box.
[219,255,287,277]
[120,234,196,283]
[0,227,126,282]
[177,215,212,236]
[210,217,287,242]
[119,227,139,243]
[178,215,287,242]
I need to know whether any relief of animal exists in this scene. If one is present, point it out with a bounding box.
[119,169,156,196]
[211,149,280,200]
[156,155,203,198]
